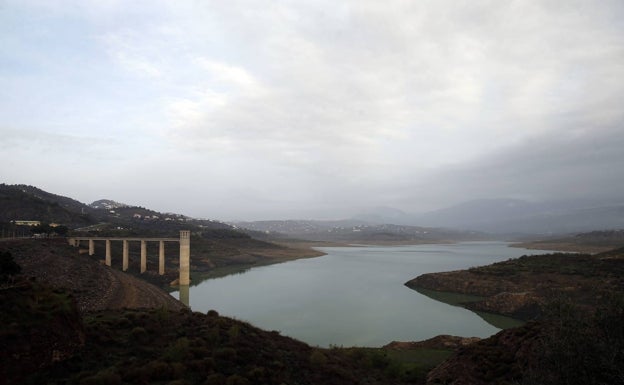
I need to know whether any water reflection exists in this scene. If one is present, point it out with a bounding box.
[178,285,190,306]
[412,287,525,329]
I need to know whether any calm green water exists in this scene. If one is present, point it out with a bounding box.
[173,242,552,347]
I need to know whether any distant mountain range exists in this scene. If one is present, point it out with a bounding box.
[3,183,623,238]
[353,198,624,235]
[0,183,487,243]
[232,219,486,243]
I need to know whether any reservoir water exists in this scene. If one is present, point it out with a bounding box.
[173,242,552,347]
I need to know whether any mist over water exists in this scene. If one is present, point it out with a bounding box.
[174,242,554,347]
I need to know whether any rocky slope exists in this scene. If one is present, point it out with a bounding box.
[423,295,624,385]
[1,239,185,312]
[425,322,543,385]
[384,335,481,351]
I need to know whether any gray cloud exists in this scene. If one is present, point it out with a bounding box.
[402,124,624,212]
[2,0,624,220]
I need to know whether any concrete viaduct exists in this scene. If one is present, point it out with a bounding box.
[68,230,191,286]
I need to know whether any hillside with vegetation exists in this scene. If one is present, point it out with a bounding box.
[424,303,624,385]
[406,247,624,321]
[4,184,624,384]
[0,184,324,282]
[403,247,624,384]
[0,184,93,230]
[0,183,231,232]
[1,240,453,385]
[3,237,623,384]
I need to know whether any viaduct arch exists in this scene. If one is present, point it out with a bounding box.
[68,230,191,285]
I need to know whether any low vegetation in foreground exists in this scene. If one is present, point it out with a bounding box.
[4,294,448,385]
[1,249,449,385]
[426,295,624,385]
[4,234,624,384]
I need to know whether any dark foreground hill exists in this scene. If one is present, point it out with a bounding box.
[425,307,624,385]
[404,246,624,385]
[4,238,624,384]
[2,239,185,312]
[405,247,624,385]
[1,240,446,385]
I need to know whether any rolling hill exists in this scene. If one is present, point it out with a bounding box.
[0,184,325,284]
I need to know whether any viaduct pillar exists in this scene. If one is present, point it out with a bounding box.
[159,240,165,275]
[105,240,111,266]
[140,240,147,273]
[179,230,190,285]
[179,285,190,306]
[88,239,95,256]
[122,240,129,271]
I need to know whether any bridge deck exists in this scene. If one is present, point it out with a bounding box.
[71,237,180,242]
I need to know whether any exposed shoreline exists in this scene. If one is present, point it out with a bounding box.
[187,244,327,283]
[405,246,624,322]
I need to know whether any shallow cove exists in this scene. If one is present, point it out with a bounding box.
[173,241,553,347]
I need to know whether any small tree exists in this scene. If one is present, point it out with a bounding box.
[30,223,52,237]
[0,251,21,282]
[53,225,69,236]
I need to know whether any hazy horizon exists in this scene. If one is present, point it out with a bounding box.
[2,1,623,221]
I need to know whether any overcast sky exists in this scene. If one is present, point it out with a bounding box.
[1,0,623,220]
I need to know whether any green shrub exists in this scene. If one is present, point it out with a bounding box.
[79,368,121,385]
[246,366,267,382]
[309,349,328,366]
[145,360,173,381]
[370,350,390,369]
[203,373,226,385]
[0,251,21,281]
[228,325,240,341]
[205,327,220,345]
[226,374,250,385]
[171,362,186,378]
[164,337,191,362]
[155,306,171,322]
[130,326,149,344]
[213,347,237,362]
[167,380,190,385]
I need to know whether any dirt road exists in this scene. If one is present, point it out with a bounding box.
[4,239,185,313]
